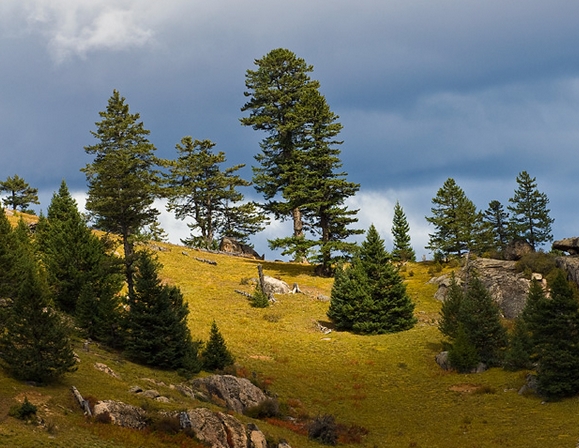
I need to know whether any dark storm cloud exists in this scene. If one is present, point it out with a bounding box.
[1,0,578,257]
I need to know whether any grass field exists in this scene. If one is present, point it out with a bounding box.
[1,230,579,447]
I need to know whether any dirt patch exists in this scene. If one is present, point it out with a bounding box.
[249,355,273,361]
[449,384,481,393]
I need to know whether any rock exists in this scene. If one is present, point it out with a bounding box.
[219,237,263,259]
[553,237,579,255]
[433,258,531,318]
[155,396,170,403]
[435,351,450,370]
[504,239,533,261]
[248,423,268,448]
[518,374,538,395]
[192,375,269,414]
[129,386,143,394]
[263,276,290,295]
[141,389,160,399]
[93,400,147,429]
[473,363,487,374]
[183,408,248,448]
[94,362,121,380]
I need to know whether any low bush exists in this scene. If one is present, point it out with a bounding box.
[308,414,338,446]
[244,398,280,419]
[515,251,556,277]
[8,397,37,421]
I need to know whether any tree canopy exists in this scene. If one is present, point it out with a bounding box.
[0,174,39,212]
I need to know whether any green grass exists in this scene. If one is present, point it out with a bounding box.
[3,236,579,447]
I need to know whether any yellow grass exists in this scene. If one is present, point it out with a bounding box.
[2,231,579,447]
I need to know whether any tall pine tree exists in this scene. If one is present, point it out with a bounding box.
[328,225,416,334]
[0,174,39,212]
[391,201,415,262]
[507,171,554,251]
[482,200,510,254]
[82,90,161,298]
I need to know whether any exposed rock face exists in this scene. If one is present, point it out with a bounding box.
[504,239,533,261]
[432,258,532,319]
[219,237,263,259]
[93,400,147,429]
[553,237,579,255]
[192,375,268,414]
[556,256,579,288]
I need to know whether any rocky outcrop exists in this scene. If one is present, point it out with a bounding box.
[93,400,147,429]
[192,375,269,414]
[432,258,533,318]
[553,237,579,255]
[219,237,263,259]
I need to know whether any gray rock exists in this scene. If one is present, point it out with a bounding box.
[435,351,450,370]
[556,256,579,289]
[518,374,538,395]
[185,408,248,448]
[141,389,160,399]
[553,237,579,255]
[93,400,147,429]
[248,423,268,448]
[129,385,143,394]
[219,237,263,260]
[192,375,268,414]
[94,362,121,380]
[504,239,533,261]
[155,396,170,403]
[263,276,290,295]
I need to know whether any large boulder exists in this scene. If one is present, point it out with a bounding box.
[219,237,263,259]
[263,276,291,295]
[504,239,533,261]
[553,237,579,255]
[192,375,269,414]
[181,409,276,448]
[93,400,147,429]
[432,258,532,318]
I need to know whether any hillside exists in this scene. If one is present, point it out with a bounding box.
[2,234,579,447]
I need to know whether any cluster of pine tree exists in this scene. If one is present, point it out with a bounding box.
[440,268,579,400]
[427,172,554,258]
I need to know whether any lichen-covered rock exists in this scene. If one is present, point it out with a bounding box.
[93,400,147,429]
[192,375,268,414]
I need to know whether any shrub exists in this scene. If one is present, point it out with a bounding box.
[149,415,181,434]
[515,252,556,277]
[250,287,270,308]
[308,414,338,446]
[244,398,280,419]
[94,411,112,424]
[9,397,37,420]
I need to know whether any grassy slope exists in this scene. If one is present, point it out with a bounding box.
[1,226,579,447]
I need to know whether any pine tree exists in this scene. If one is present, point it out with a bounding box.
[164,137,267,248]
[82,90,161,298]
[530,271,579,399]
[482,200,510,253]
[438,273,464,341]
[0,228,76,383]
[201,321,235,371]
[448,324,480,373]
[327,225,416,334]
[459,275,508,366]
[123,252,200,373]
[36,180,123,314]
[0,206,15,300]
[503,317,533,371]
[391,201,415,262]
[426,178,481,257]
[0,174,39,212]
[241,48,360,264]
[507,171,554,251]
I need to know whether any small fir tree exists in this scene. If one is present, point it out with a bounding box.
[123,252,200,373]
[391,201,415,262]
[0,231,76,383]
[503,317,533,371]
[327,225,416,334]
[201,321,235,371]
[438,273,463,341]
[448,324,480,373]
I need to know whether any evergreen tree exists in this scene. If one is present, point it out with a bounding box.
[82,90,161,298]
[391,201,415,262]
[0,174,39,212]
[438,273,463,341]
[200,321,235,371]
[123,252,200,373]
[0,207,15,300]
[503,317,533,371]
[448,324,480,373]
[0,228,76,383]
[426,178,481,257]
[241,48,360,264]
[328,225,416,334]
[164,137,267,248]
[482,200,510,253]
[530,271,579,399]
[36,180,123,314]
[459,275,508,366]
[507,171,554,251]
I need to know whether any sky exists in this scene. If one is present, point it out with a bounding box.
[1,0,579,260]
